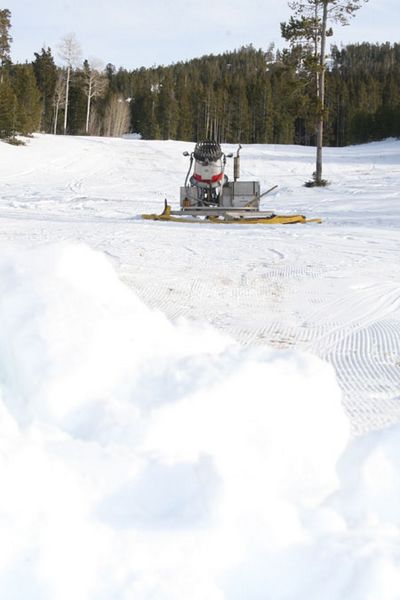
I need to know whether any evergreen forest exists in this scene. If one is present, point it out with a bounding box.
[0,7,399,146]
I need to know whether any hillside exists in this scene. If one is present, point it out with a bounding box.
[0,134,399,599]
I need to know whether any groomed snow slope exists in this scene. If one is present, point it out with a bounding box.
[0,134,399,434]
[0,135,399,599]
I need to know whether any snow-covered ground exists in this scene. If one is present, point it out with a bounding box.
[0,135,399,599]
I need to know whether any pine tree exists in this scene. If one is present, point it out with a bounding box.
[11,64,41,135]
[175,72,193,140]
[67,68,87,134]
[0,9,12,83]
[281,0,369,185]
[32,47,57,132]
[0,76,16,138]
[157,69,178,139]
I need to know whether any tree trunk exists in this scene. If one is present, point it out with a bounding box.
[53,101,59,135]
[315,0,328,184]
[86,78,92,134]
[63,65,70,135]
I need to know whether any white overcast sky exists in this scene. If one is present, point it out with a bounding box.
[5,0,399,69]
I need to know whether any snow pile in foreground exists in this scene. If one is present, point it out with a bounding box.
[0,243,399,600]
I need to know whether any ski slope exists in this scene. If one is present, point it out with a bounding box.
[1,134,399,434]
[0,135,400,600]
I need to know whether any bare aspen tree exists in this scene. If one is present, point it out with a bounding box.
[103,95,130,137]
[88,107,101,136]
[83,59,108,134]
[58,33,81,135]
[53,70,66,134]
[281,0,368,185]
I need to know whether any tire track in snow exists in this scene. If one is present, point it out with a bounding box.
[117,223,400,436]
[204,267,400,435]
[309,283,400,356]
[300,281,400,434]
[324,320,400,434]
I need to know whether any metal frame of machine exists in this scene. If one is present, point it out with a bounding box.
[142,141,321,224]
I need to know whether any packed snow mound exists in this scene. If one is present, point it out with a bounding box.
[0,242,399,600]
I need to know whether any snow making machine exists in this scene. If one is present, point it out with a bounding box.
[142,141,321,224]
